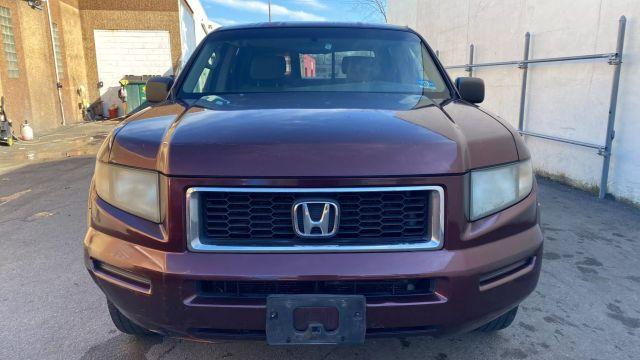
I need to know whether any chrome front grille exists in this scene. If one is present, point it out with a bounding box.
[186,186,444,252]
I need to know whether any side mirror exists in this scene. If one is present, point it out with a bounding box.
[145,76,174,103]
[455,77,484,104]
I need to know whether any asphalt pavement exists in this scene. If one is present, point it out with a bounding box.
[0,157,638,360]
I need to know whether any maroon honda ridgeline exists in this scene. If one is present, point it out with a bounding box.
[84,23,542,345]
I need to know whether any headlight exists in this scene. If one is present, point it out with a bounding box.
[94,162,160,223]
[470,159,533,221]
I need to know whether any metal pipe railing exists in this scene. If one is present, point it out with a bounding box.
[442,15,626,199]
[46,1,66,126]
[517,32,531,131]
[447,53,615,70]
[600,16,626,199]
[517,130,605,152]
[466,44,474,76]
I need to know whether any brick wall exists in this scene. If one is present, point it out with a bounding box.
[0,0,182,133]
[0,0,33,131]
[60,1,89,123]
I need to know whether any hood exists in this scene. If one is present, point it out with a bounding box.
[109,93,518,177]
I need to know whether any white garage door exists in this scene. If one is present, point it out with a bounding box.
[94,30,173,117]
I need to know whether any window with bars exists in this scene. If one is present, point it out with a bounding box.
[52,23,64,79]
[0,6,18,78]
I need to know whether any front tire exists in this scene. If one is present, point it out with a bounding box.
[107,301,157,336]
[476,306,518,332]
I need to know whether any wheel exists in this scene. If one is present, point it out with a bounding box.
[107,301,157,336]
[476,306,518,332]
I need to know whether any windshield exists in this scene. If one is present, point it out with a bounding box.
[178,27,450,99]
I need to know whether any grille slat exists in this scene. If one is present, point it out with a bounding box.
[198,190,430,246]
[198,279,434,299]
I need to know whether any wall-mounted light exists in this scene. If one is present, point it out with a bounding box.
[25,0,45,11]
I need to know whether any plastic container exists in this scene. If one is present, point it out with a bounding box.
[108,105,119,119]
[21,120,33,141]
[122,75,151,112]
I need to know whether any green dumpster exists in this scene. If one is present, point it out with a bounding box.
[121,75,155,115]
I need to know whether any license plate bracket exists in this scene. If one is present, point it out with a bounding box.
[266,294,366,345]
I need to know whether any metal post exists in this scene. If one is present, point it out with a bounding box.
[517,32,531,131]
[466,44,474,77]
[599,15,626,199]
[46,1,66,126]
[268,0,272,22]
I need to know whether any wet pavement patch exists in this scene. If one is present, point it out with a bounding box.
[518,321,536,332]
[576,266,598,275]
[606,303,640,330]
[542,251,561,260]
[80,334,163,360]
[0,121,118,176]
[543,314,579,328]
[0,188,31,206]
[624,275,640,283]
[25,211,55,222]
[575,257,604,267]
[500,348,528,359]
[536,342,550,350]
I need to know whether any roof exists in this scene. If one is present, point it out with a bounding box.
[214,22,410,32]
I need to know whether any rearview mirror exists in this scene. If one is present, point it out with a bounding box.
[455,77,484,104]
[145,76,174,103]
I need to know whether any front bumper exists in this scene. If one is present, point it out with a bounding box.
[84,222,543,341]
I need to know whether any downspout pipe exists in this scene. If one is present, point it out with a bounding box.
[45,0,66,126]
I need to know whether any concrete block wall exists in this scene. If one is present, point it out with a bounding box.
[93,30,173,116]
[78,5,182,105]
[388,0,640,205]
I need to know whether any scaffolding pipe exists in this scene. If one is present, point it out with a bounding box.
[45,0,66,126]
[466,44,474,76]
[599,15,626,199]
[446,53,614,70]
[517,32,531,131]
[444,16,626,199]
[518,130,604,151]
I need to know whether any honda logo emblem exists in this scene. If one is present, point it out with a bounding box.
[292,200,339,238]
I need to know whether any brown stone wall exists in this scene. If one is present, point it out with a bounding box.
[59,0,89,123]
[18,2,63,130]
[78,0,178,12]
[61,0,80,8]
[47,0,81,125]
[0,0,32,132]
[0,0,86,131]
